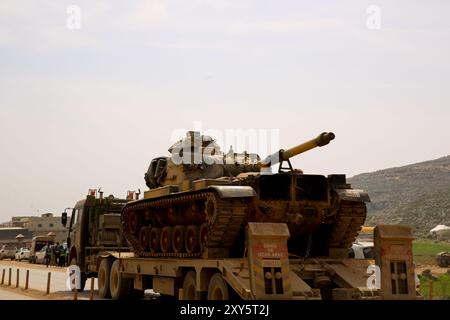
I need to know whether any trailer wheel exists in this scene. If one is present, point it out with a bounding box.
[98,259,112,299]
[182,271,198,300]
[110,260,132,300]
[207,273,229,300]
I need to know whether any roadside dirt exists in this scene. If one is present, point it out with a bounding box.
[0,259,64,273]
[416,264,450,276]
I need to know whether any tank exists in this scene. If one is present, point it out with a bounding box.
[122,131,370,259]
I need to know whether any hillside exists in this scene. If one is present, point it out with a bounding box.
[348,156,450,237]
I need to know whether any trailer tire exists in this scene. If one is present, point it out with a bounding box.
[207,273,229,300]
[110,260,132,300]
[182,271,198,300]
[98,259,112,299]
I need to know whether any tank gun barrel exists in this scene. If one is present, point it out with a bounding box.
[260,132,335,168]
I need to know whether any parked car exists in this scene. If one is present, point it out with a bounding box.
[348,241,374,259]
[29,236,54,264]
[0,245,17,260]
[15,247,30,261]
[34,245,49,264]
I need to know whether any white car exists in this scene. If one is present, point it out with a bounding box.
[34,245,49,264]
[349,241,374,259]
[0,245,17,260]
[15,247,30,261]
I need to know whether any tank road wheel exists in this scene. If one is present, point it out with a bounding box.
[172,226,186,253]
[185,225,200,254]
[127,211,141,236]
[205,196,218,225]
[98,259,112,299]
[160,227,173,253]
[139,227,150,251]
[207,273,229,300]
[182,271,198,300]
[199,223,209,252]
[150,228,161,253]
[110,260,132,300]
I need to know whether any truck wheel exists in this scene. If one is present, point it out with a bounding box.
[182,271,198,300]
[207,273,229,300]
[110,260,132,300]
[98,259,112,299]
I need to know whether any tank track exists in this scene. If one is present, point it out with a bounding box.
[327,200,367,249]
[122,190,249,258]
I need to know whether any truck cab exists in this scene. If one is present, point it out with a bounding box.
[62,190,132,290]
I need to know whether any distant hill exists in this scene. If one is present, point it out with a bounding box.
[348,156,450,237]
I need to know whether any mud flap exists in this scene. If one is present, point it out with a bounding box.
[246,222,292,299]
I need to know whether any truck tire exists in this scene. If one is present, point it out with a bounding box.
[110,260,132,300]
[182,271,198,300]
[207,273,229,300]
[98,259,112,299]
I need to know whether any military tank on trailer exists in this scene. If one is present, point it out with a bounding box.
[121,131,370,260]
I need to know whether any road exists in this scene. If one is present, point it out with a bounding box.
[0,287,36,300]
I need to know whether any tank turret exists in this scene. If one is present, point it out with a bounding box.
[145,131,335,191]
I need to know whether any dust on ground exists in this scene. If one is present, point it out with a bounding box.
[0,259,65,273]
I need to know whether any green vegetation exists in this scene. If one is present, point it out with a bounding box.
[420,274,450,300]
[413,240,450,264]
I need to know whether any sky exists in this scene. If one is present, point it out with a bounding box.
[0,0,449,221]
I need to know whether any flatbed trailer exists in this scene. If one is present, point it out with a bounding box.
[91,223,420,300]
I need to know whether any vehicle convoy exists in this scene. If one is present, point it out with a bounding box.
[66,131,421,300]
[29,236,54,264]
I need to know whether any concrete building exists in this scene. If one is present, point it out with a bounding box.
[21,213,67,243]
[1,213,67,243]
[0,228,33,247]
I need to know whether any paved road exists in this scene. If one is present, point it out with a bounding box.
[0,287,36,300]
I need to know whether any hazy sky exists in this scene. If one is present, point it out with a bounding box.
[0,0,449,221]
